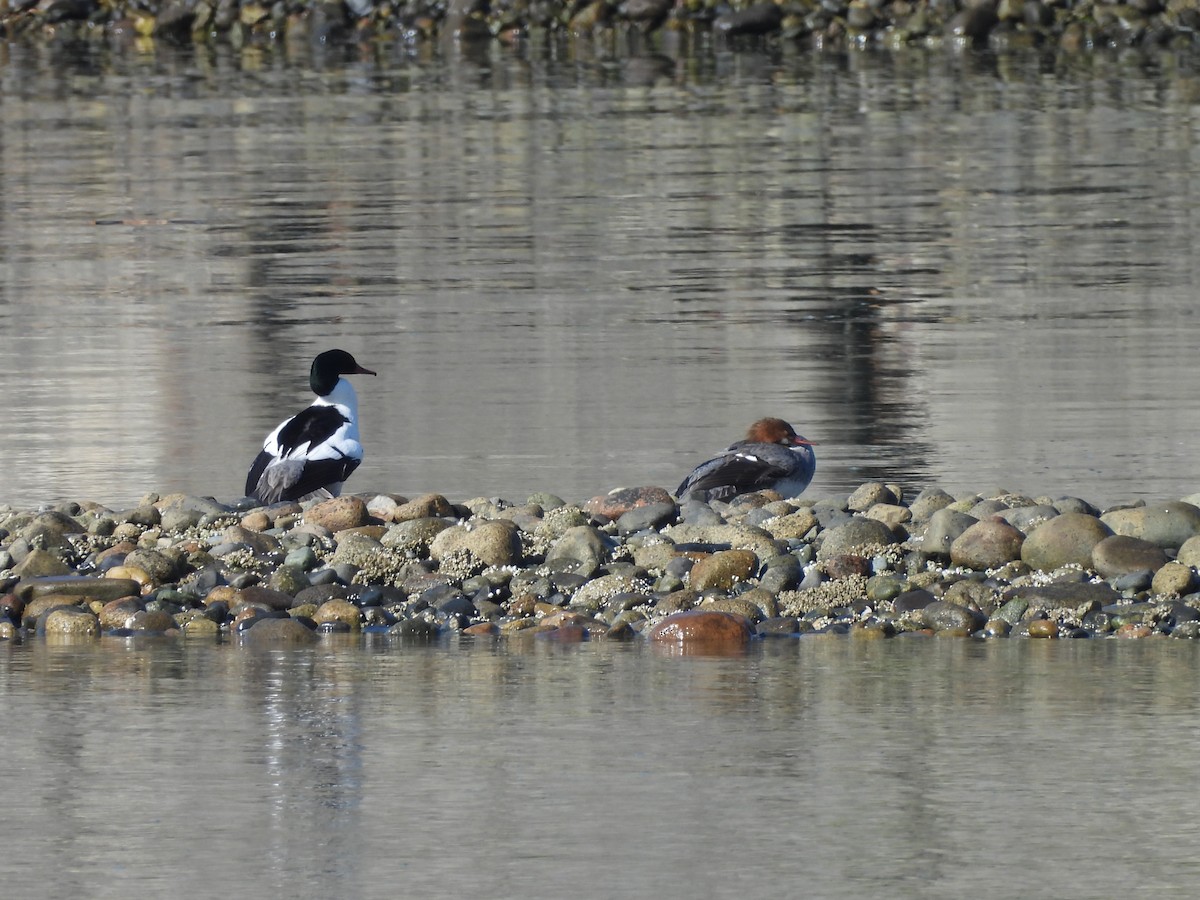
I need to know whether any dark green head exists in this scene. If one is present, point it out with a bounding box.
[310,349,376,396]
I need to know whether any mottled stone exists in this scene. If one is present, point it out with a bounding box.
[1091,535,1169,579]
[823,554,872,580]
[313,599,362,630]
[864,503,911,527]
[13,549,72,578]
[1021,513,1112,571]
[304,496,370,532]
[1151,562,1194,596]
[42,606,100,637]
[99,597,143,630]
[220,525,280,555]
[662,523,782,561]
[847,482,897,511]
[127,610,177,633]
[689,550,758,592]
[584,486,675,520]
[759,508,819,541]
[381,517,452,553]
[950,518,1025,570]
[921,600,985,632]
[545,526,610,577]
[392,494,456,522]
[1177,534,1200,568]
[330,532,385,569]
[430,520,522,567]
[817,518,899,559]
[908,486,957,521]
[921,508,978,557]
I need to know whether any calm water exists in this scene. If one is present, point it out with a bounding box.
[5,36,1200,898]
[2,41,1200,508]
[3,635,1200,898]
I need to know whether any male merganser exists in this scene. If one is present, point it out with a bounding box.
[676,417,816,502]
[245,349,377,504]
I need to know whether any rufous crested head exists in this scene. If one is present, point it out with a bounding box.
[746,417,815,447]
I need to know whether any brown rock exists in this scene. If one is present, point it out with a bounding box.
[823,554,872,580]
[42,606,100,638]
[13,549,72,578]
[1091,535,1170,579]
[99,597,144,630]
[648,609,753,646]
[241,617,319,645]
[304,496,370,532]
[313,599,362,630]
[240,510,272,532]
[392,493,456,522]
[1027,619,1059,639]
[238,585,296,611]
[950,518,1025,570]
[127,610,178,633]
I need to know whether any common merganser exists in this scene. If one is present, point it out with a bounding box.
[676,417,816,502]
[245,349,377,504]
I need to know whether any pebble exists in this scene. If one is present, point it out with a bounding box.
[2,484,1200,645]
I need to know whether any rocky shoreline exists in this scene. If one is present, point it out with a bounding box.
[1,0,1197,53]
[5,482,1200,648]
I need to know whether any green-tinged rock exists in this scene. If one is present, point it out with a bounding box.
[1101,501,1200,549]
[689,549,758,592]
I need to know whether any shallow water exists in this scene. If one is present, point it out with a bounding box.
[4,36,1200,898]
[3,634,1200,899]
[2,41,1200,508]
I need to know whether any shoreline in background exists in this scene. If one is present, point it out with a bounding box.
[1,0,1194,56]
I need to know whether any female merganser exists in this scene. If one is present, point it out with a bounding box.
[245,349,377,504]
[676,417,816,502]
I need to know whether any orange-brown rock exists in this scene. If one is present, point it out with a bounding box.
[304,496,370,532]
[648,609,753,646]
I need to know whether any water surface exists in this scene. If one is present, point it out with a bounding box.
[3,42,1200,507]
[3,635,1199,898]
